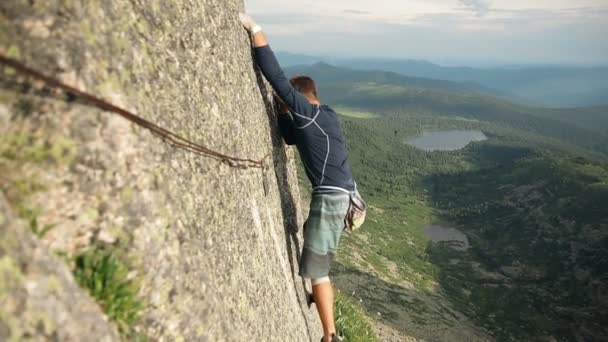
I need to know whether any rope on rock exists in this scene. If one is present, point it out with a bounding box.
[0,54,269,170]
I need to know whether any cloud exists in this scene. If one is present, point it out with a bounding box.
[249,0,608,65]
[459,0,492,17]
[343,9,372,15]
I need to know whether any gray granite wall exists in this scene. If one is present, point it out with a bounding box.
[0,1,318,340]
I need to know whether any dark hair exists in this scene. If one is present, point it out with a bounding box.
[290,75,318,99]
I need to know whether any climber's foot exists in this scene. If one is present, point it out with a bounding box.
[320,334,344,342]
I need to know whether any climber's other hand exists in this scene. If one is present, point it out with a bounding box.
[274,94,288,113]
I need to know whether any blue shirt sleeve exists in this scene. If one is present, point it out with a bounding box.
[254,45,317,123]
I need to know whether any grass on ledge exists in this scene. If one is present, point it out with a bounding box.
[335,290,378,342]
[73,246,144,338]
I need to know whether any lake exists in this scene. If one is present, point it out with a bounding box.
[424,225,470,251]
[407,130,487,151]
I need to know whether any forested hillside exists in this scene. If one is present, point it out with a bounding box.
[288,64,608,340]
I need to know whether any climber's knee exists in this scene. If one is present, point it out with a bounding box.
[311,276,330,286]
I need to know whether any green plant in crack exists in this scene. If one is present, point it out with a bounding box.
[73,246,143,336]
[17,205,55,238]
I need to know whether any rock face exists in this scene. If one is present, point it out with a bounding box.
[0,193,121,341]
[1,0,320,340]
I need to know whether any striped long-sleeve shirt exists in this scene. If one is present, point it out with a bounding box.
[254,45,355,194]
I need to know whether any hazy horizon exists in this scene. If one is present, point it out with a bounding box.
[247,0,608,67]
[276,50,608,69]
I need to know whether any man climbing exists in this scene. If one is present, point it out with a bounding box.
[239,12,360,342]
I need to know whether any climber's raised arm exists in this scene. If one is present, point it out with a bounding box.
[239,13,317,119]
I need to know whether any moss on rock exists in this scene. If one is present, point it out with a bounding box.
[0,256,23,295]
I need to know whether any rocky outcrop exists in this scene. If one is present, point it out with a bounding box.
[1,0,319,340]
[0,193,120,341]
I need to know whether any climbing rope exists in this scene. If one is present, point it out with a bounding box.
[0,54,269,170]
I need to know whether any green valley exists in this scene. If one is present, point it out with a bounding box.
[289,65,608,341]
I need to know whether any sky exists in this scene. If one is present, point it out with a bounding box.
[245,0,608,66]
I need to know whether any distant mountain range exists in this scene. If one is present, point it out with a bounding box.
[278,52,608,108]
[286,62,495,95]
[284,62,608,157]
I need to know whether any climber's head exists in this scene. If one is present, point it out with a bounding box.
[290,75,320,105]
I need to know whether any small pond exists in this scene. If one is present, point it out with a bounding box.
[424,225,470,251]
[407,130,487,151]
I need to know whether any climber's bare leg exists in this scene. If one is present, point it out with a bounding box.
[312,277,335,341]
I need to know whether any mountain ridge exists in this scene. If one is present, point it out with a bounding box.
[278,52,608,108]
[287,62,503,96]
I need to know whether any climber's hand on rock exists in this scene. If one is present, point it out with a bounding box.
[238,13,255,31]
[239,13,262,34]
[240,13,268,47]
